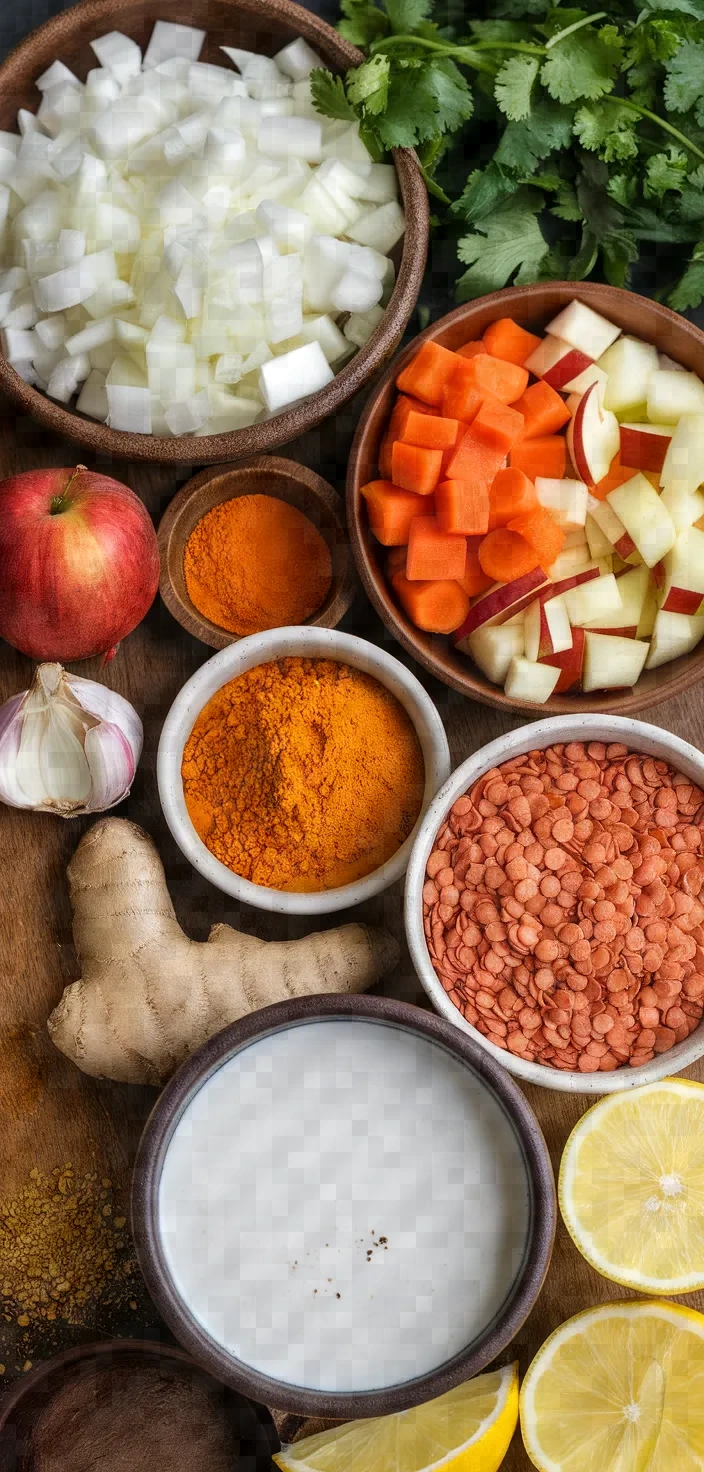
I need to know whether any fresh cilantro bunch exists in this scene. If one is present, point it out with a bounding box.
[310,0,704,308]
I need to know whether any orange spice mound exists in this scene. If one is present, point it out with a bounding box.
[181,657,425,892]
[183,494,332,636]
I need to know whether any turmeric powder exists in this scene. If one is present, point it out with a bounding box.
[181,657,425,892]
[183,495,332,636]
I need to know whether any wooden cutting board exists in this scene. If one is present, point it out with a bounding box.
[1,396,704,1464]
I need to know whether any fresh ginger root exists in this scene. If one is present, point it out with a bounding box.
[47,818,401,1085]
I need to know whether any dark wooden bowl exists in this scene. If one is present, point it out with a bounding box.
[157,457,356,647]
[0,1339,279,1470]
[0,0,428,464]
[347,281,704,716]
[131,994,556,1420]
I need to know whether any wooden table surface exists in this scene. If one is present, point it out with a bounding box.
[2,389,704,1468]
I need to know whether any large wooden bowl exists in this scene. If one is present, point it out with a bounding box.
[0,0,428,464]
[347,281,704,716]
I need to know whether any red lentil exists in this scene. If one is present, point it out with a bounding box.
[423,742,704,1072]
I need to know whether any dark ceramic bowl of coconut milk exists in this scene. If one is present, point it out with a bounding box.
[132,994,556,1419]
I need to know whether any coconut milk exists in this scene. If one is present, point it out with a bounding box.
[158,1019,530,1393]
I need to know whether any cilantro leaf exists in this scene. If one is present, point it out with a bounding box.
[669,243,704,308]
[469,19,535,40]
[566,227,599,280]
[375,57,472,147]
[540,26,623,104]
[456,190,549,297]
[551,180,584,219]
[451,161,517,221]
[347,54,390,113]
[664,40,704,112]
[639,0,704,18]
[385,0,432,30]
[607,173,638,207]
[680,177,704,220]
[310,69,356,121]
[494,55,540,120]
[601,226,638,286]
[574,101,639,161]
[494,97,573,172]
[426,57,475,132]
[644,146,689,197]
[337,0,389,46]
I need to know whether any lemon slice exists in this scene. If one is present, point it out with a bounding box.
[520,1299,704,1471]
[559,1078,704,1293]
[273,1362,518,1472]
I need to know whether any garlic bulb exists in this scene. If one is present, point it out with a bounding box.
[0,663,142,816]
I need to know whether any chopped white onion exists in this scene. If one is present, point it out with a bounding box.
[0,23,404,434]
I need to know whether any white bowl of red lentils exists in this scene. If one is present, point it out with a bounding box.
[405,715,704,1092]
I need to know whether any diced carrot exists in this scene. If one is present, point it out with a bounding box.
[435,479,490,536]
[400,411,460,450]
[441,376,484,424]
[391,440,443,495]
[360,479,432,546]
[478,528,540,582]
[386,545,407,576]
[482,318,541,367]
[508,505,565,568]
[511,380,571,439]
[406,515,467,582]
[378,394,433,477]
[456,341,487,360]
[392,572,470,634]
[488,467,538,530]
[592,454,659,501]
[474,399,525,455]
[445,397,524,486]
[460,537,493,597]
[510,435,566,481]
[450,353,529,406]
[396,341,459,406]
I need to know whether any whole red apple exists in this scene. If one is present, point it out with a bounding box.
[0,465,159,660]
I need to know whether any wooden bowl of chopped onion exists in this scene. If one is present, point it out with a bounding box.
[0,0,428,462]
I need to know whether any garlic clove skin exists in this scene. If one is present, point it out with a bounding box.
[0,663,143,817]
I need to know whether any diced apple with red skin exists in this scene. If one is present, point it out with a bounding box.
[659,526,704,615]
[568,382,620,487]
[647,370,704,424]
[462,621,524,683]
[619,422,673,475]
[608,472,676,568]
[660,414,704,497]
[524,594,572,662]
[548,555,611,592]
[540,626,586,692]
[563,363,607,396]
[546,300,622,360]
[599,336,658,416]
[504,656,560,704]
[452,566,551,641]
[581,563,649,637]
[524,336,594,391]
[582,632,649,690]
[645,608,704,669]
[588,497,640,564]
[585,508,614,561]
[564,572,623,627]
[660,484,704,534]
[535,476,588,529]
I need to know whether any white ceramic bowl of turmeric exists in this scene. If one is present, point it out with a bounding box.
[158,626,451,916]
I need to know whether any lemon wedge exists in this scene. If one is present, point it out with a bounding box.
[559,1078,704,1293]
[273,1362,518,1472]
[520,1299,704,1471]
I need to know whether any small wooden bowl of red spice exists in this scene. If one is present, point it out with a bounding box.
[158,457,357,649]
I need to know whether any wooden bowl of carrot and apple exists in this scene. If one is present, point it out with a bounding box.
[347,281,704,715]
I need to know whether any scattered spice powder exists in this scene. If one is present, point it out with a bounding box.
[183,493,332,636]
[182,656,425,891]
[423,741,704,1073]
[0,1164,140,1330]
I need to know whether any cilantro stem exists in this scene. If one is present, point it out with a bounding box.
[544,11,607,47]
[421,167,452,204]
[602,95,704,164]
[369,33,542,70]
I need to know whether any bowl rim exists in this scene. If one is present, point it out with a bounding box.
[346,279,704,717]
[0,1337,279,1457]
[156,456,358,648]
[405,712,704,1093]
[0,0,429,463]
[156,624,451,914]
[131,992,556,1419]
